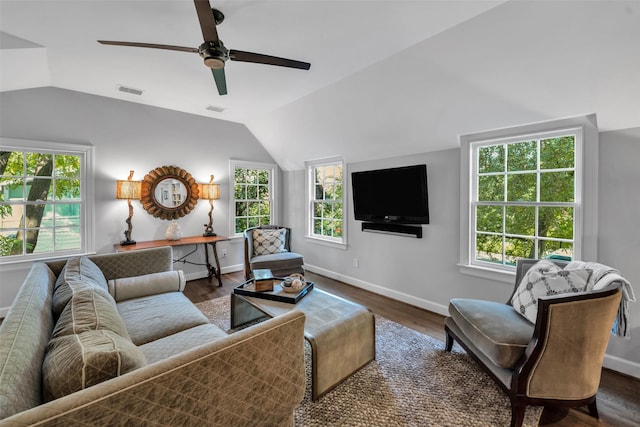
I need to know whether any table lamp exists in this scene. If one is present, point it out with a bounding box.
[198,175,220,237]
[116,170,142,245]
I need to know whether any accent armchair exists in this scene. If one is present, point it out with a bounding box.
[444,259,624,427]
[243,225,304,280]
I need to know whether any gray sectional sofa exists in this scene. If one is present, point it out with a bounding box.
[0,247,306,426]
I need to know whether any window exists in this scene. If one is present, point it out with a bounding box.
[306,158,346,247]
[0,139,94,262]
[459,115,598,281]
[230,160,277,237]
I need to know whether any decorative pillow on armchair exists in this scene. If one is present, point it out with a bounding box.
[253,228,287,256]
[511,260,593,323]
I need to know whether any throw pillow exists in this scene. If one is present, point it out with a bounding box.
[108,270,186,302]
[52,256,110,316]
[52,288,131,341]
[511,260,593,323]
[43,330,146,401]
[252,228,287,256]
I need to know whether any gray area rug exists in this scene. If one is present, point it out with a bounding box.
[196,296,542,427]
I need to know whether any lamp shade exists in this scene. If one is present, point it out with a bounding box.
[116,180,142,200]
[198,183,220,200]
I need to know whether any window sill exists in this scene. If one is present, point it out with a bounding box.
[305,236,347,250]
[457,263,515,284]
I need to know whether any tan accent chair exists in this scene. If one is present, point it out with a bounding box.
[444,259,623,427]
[243,225,304,280]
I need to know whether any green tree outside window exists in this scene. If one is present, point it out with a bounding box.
[311,163,343,239]
[1,150,81,257]
[233,166,272,234]
[474,135,576,266]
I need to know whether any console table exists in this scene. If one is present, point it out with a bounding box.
[114,235,229,287]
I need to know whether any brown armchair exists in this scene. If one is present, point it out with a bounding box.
[444,259,623,427]
[243,225,304,280]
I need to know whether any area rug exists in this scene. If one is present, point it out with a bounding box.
[196,296,543,427]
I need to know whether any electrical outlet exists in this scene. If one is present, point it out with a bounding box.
[353,258,359,268]
[221,249,228,258]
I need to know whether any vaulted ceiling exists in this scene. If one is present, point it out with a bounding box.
[2,1,639,170]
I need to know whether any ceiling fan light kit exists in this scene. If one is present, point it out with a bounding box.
[199,41,228,69]
[98,0,310,96]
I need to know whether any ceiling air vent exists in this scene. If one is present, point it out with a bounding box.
[206,105,225,113]
[116,84,143,96]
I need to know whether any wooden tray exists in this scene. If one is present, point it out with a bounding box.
[233,279,314,304]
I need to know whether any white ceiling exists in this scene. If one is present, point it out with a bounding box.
[2,1,640,170]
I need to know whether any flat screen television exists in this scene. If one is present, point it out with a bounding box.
[351,164,429,224]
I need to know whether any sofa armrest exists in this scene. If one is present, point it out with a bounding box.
[0,310,306,427]
[108,270,186,302]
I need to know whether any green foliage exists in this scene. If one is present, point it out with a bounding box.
[1,151,81,256]
[506,173,536,201]
[311,164,344,239]
[478,175,504,201]
[233,167,272,233]
[0,235,22,255]
[475,136,576,264]
[478,145,504,173]
[507,140,536,171]
[541,137,574,169]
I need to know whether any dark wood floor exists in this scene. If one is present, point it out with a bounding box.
[186,271,640,427]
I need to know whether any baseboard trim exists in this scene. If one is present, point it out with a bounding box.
[603,353,640,379]
[304,263,640,380]
[184,264,243,282]
[304,263,449,317]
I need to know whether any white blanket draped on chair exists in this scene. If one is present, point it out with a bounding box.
[567,261,636,338]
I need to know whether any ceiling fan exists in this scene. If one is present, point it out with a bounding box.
[98,0,311,96]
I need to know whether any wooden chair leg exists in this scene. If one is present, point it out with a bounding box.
[588,398,599,419]
[510,400,526,427]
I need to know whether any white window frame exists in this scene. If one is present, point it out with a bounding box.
[459,115,598,283]
[305,157,347,249]
[228,159,278,238]
[0,138,95,264]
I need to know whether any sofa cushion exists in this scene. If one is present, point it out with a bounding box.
[139,324,228,364]
[252,228,287,256]
[52,256,109,316]
[511,260,593,323]
[52,288,130,341]
[117,292,210,345]
[448,298,535,369]
[42,330,146,401]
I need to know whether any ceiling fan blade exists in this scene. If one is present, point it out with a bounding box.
[211,68,227,95]
[98,40,198,53]
[229,50,311,70]
[194,0,219,42]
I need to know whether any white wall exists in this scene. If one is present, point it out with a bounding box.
[285,129,640,378]
[597,127,640,375]
[0,87,276,311]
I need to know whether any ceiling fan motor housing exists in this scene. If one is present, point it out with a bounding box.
[199,41,228,69]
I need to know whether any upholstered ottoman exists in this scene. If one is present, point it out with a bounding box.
[232,288,376,400]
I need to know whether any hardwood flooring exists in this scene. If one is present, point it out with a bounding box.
[185,271,640,427]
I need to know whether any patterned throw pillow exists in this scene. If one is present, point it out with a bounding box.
[511,260,593,323]
[252,228,287,256]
